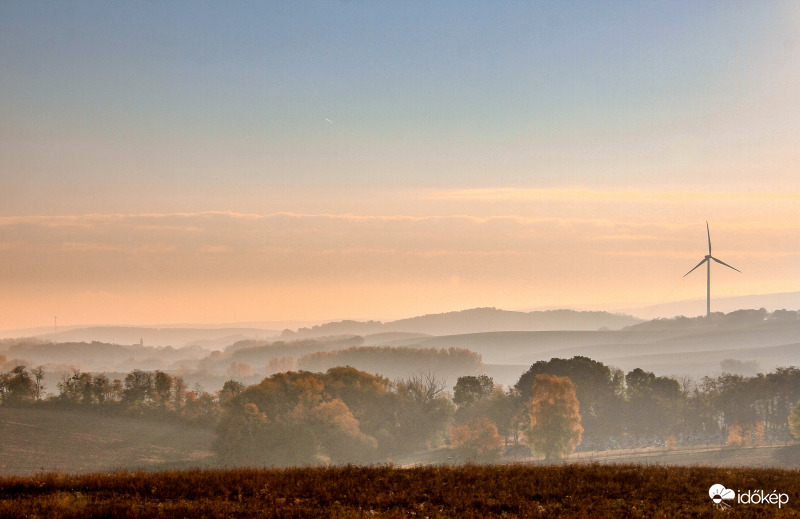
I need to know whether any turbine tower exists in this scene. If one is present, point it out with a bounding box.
[683,222,740,317]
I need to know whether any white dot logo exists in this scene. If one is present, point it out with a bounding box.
[709,484,735,509]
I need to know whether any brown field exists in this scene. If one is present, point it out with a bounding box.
[2,464,800,518]
[4,406,800,516]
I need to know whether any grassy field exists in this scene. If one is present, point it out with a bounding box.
[402,442,800,470]
[0,407,214,475]
[2,464,800,517]
[4,405,800,476]
[569,443,800,468]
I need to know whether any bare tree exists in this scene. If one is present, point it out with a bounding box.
[31,366,45,400]
[400,370,447,406]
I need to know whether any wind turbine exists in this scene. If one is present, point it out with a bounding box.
[683,222,740,317]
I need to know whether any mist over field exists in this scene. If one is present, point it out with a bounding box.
[3,0,800,516]
[3,305,800,478]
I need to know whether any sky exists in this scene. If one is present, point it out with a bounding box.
[1,1,799,330]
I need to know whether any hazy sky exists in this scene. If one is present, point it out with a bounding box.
[1,1,799,330]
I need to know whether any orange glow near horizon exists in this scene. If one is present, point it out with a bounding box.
[1,193,798,331]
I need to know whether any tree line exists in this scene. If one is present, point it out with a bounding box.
[5,355,800,465]
[0,365,218,423]
[510,357,800,450]
[296,346,482,381]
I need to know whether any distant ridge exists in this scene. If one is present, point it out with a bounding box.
[0,310,639,348]
[17,326,280,349]
[621,291,800,320]
[282,307,642,339]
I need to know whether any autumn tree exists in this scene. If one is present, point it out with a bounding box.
[215,369,383,466]
[182,389,219,423]
[219,379,245,407]
[215,367,453,465]
[526,374,583,461]
[726,424,743,447]
[790,401,800,440]
[516,356,619,437]
[304,397,378,464]
[452,379,526,450]
[449,417,504,461]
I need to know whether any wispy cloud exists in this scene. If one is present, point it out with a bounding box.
[428,187,800,204]
[1,211,798,329]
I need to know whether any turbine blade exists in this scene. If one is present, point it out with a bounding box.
[710,256,741,273]
[706,221,711,255]
[683,258,708,277]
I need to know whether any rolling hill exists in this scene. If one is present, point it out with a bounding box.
[382,314,800,383]
[283,308,642,339]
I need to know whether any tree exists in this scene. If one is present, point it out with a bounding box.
[625,368,681,437]
[219,379,245,407]
[789,401,800,439]
[214,367,453,465]
[480,388,526,449]
[305,398,378,464]
[31,366,45,400]
[727,424,744,447]
[183,389,219,423]
[92,374,112,404]
[0,366,36,404]
[452,384,526,450]
[214,369,382,466]
[173,376,187,410]
[395,371,455,452]
[516,356,618,437]
[57,369,93,404]
[153,371,173,409]
[226,362,256,380]
[449,417,504,461]
[526,374,583,461]
[296,346,482,383]
[122,370,154,409]
[453,375,494,409]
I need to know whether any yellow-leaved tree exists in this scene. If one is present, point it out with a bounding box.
[526,374,583,461]
[789,401,800,440]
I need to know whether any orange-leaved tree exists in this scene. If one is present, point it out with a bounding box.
[526,374,583,461]
[449,417,504,461]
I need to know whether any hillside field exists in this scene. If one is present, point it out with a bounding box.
[0,407,214,476]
